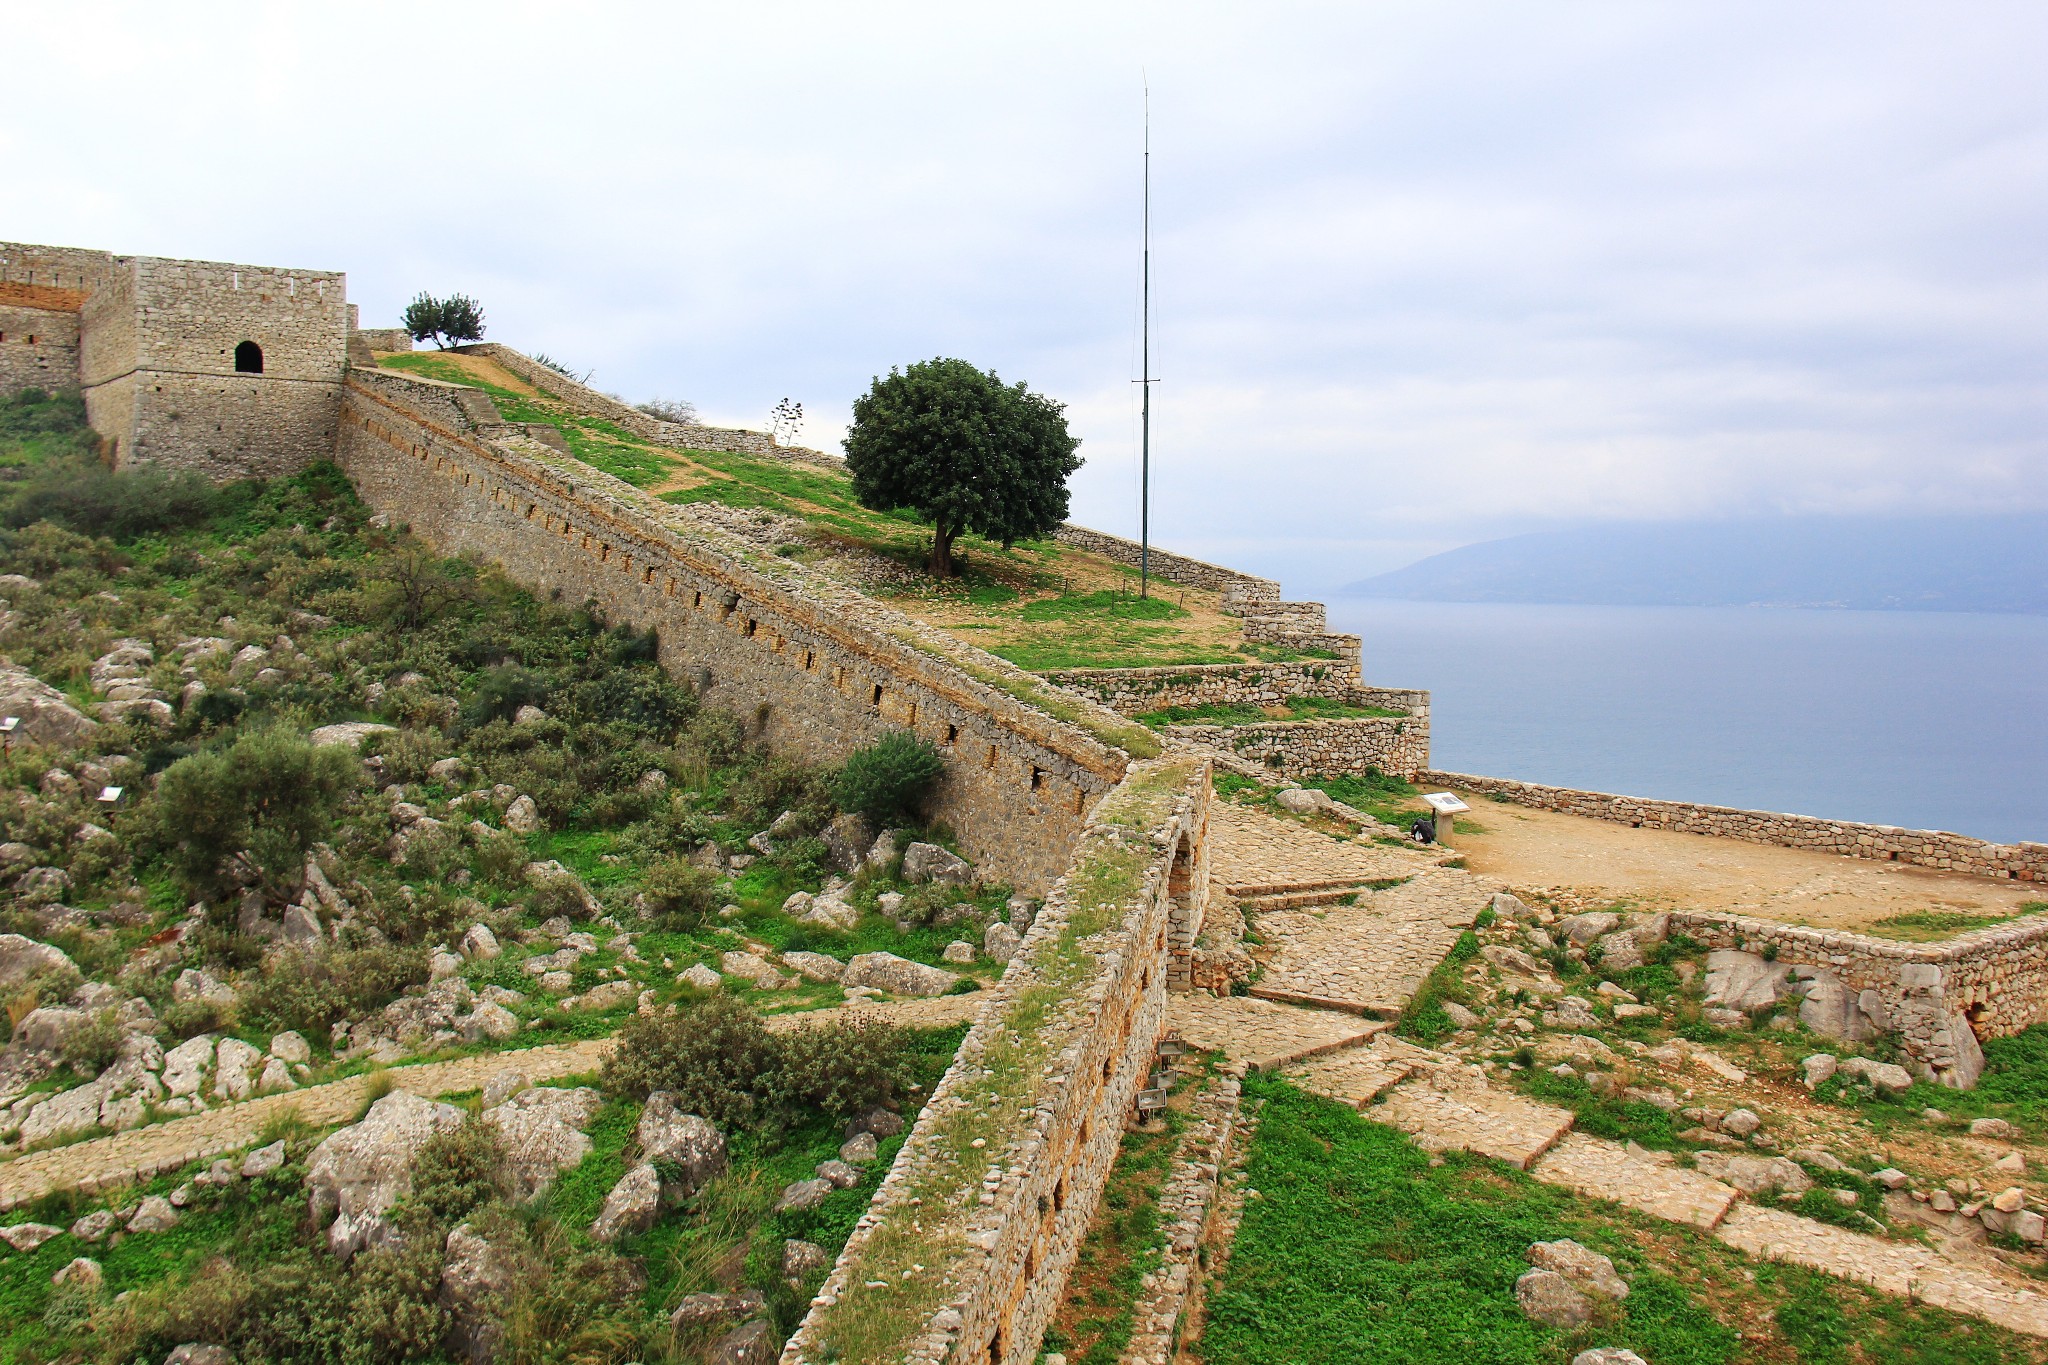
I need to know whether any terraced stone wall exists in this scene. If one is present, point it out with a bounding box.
[1052,525,1281,602]
[1428,771,2048,883]
[1668,909,2048,1087]
[1166,714,1429,782]
[782,758,1211,1365]
[336,367,1142,894]
[1042,660,1363,714]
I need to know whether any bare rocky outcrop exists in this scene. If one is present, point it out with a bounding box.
[901,842,973,887]
[481,1085,602,1202]
[440,1221,517,1363]
[305,1091,467,1258]
[637,1093,728,1197]
[0,933,77,991]
[590,1163,661,1243]
[0,664,99,748]
[841,952,958,998]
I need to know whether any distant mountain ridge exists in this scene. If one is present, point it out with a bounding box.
[1341,516,2048,614]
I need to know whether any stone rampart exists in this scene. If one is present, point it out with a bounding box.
[1167,715,1429,781]
[337,367,1157,894]
[1427,771,2048,883]
[1052,526,1281,603]
[355,328,412,352]
[451,342,843,469]
[0,305,80,397]
[1041,660,1365,715]
[1665,909,2048,1087]
[782,758,1210,1365]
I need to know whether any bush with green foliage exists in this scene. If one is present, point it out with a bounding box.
[150,728,364,899]
[832,730,945,825]
[400,291,486,349]
[842,357,1081,576]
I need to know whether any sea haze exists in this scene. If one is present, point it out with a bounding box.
[1341,516,2048,614]
[1331,599,2048,846]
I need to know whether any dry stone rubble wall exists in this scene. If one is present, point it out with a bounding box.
[1164,715,1429,782]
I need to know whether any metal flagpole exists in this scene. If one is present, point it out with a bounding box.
[1139,86,1153,599]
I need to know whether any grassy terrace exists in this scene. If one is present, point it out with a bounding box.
[374,352,1320,674]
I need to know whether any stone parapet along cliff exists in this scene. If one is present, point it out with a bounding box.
[1052,525,1281,602]
[1165,713,1429,781]
[1043,660,1365,714]
[338,365,1159,893]
[781,758,1210,1365]
[1427,771,2048,883]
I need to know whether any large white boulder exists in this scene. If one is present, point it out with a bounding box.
[841,952,958,998]
[482,1085,602,1202]
[0,934,77,991]
[305,1090,467,1258]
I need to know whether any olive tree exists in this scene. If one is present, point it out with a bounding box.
[842,358,1081,577]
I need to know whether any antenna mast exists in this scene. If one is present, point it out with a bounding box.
[1138,85,1154,599]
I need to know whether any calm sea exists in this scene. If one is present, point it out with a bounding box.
[1326,600,2048,847]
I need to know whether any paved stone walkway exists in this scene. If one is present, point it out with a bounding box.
[0,994,983,1212]
[1283,1038,1426,1109]
[1347,1059,2048,1339]
[1165,995,1388,1071]
[1249,871,1498,1016]
[1208,800,1420,898]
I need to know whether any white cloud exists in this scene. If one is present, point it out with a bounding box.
[5,2,2046,589]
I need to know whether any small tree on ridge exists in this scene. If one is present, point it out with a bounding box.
[842,357,1081,577]
[401,292,488,349]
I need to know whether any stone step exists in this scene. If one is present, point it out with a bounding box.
[1238,886,1383,912]
[1286,1048,1419,1109]
[1166,994,1389,1071]
[1374,1078,1576,1171]
[1227,876,1385,899]
[1529,1132,1741,1231]
[1246,985,1399,1019]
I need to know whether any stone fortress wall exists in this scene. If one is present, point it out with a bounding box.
[782,758,1210,1365]
[1427,770,2048,884]
[337,364,1143,895]
[0,244,108,404]
[1165,713,1429,782]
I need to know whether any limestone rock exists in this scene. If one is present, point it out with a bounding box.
[213,1037,263,1100]
[173,968,235,1007]
[681,963,723,990]
[459,1001,520,1042]
[1481,944,1547,978]
[1692,1151,1811,1196]
[309,721,395,750]
[269,1030,312,1064]
[1703,950,1790,1012]
[1528,1239,1629,1300]
[842,952,958,998]
[984,920,1022,964]
[941,940,976,965]
[482,1086,603,1202]
[241,1140,287,1178]
[815,1159,860,1189]
[0,933,78,991]
[783,1238,828,1280]
[901,842,973,886]
[721,950,786,989]
[482,1069,528,1108]
[671,1289,769,1331]
[0,665,99,748]
[460,924,500,960]
[126,1195,179,1233]
[163,1034,216,1098]
[1441,1001,1481,1031]
[1720,1107,1761,1138]
[708,1319,780,1365]
[638,1093,729,1193]
[839,1131,879,1164]
[1839,1057,1914,1093]
[573,980,637,1012]
[591,1162,662,1242]
[305,1091,467,1257]
[1555,912,1621,946]
[11,1005,88,1054]
[1572,1352,1648,1365]
[1275,787,1329,814]
[1515,1268,1592,1328]
[52,1257,102,1290]
[1490,892,1534,920]
[1970,1117,2018,1139]
[0,1222,63,1252]
[70,1209,120,1242]
[1796,969,1877,1042]
[774,1178,833,1213]
[847,1106,906,1140]
[820,812,877,874]
[503,795,542,835]
[440,1221,515,1364]
[782,951,845,983]
[1800,1053,1838,1089]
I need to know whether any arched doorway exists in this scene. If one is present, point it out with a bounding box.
[234,340,263,373]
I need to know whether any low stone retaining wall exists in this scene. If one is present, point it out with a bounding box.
[338,366,1151,894]
[782,758,1210,1365]
[1172,716,1429,781]
[1665,909,2048,1088]
[1042,661,1364,715]
[1053,526,1280,602]
[1116,1073,1243,1365]
[1427,771,2048,884]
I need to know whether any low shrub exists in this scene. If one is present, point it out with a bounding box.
[242,943,425,1037]
[832,730,944,825]
[638,857,720,930]
[404,1120,511,1227]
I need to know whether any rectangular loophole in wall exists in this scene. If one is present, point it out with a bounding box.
[802,650,815,671]
[693,590,703,608]
[1030,767,1045,791]
[744,619,758,638]
[986,745,998,770]
[943,724,958,745]
[905,701,917,726]
[871,684,884,708]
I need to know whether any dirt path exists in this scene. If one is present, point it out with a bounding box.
[0,995,984,1213]
[1443,794,2042,932]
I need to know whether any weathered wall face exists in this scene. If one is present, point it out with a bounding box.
[1165,714,1429,781]
[782,759,1210,1365]
[69,253,348,476]
[1667,909,2048,1087]
[0,243,113,295]
[354,328,412,352]
[1042,660,1365,714]
[1428,771,2048,883]
[0,306,80,396]
[337,368,1144,894]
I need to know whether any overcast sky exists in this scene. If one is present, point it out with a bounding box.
[7,3,2046,590]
